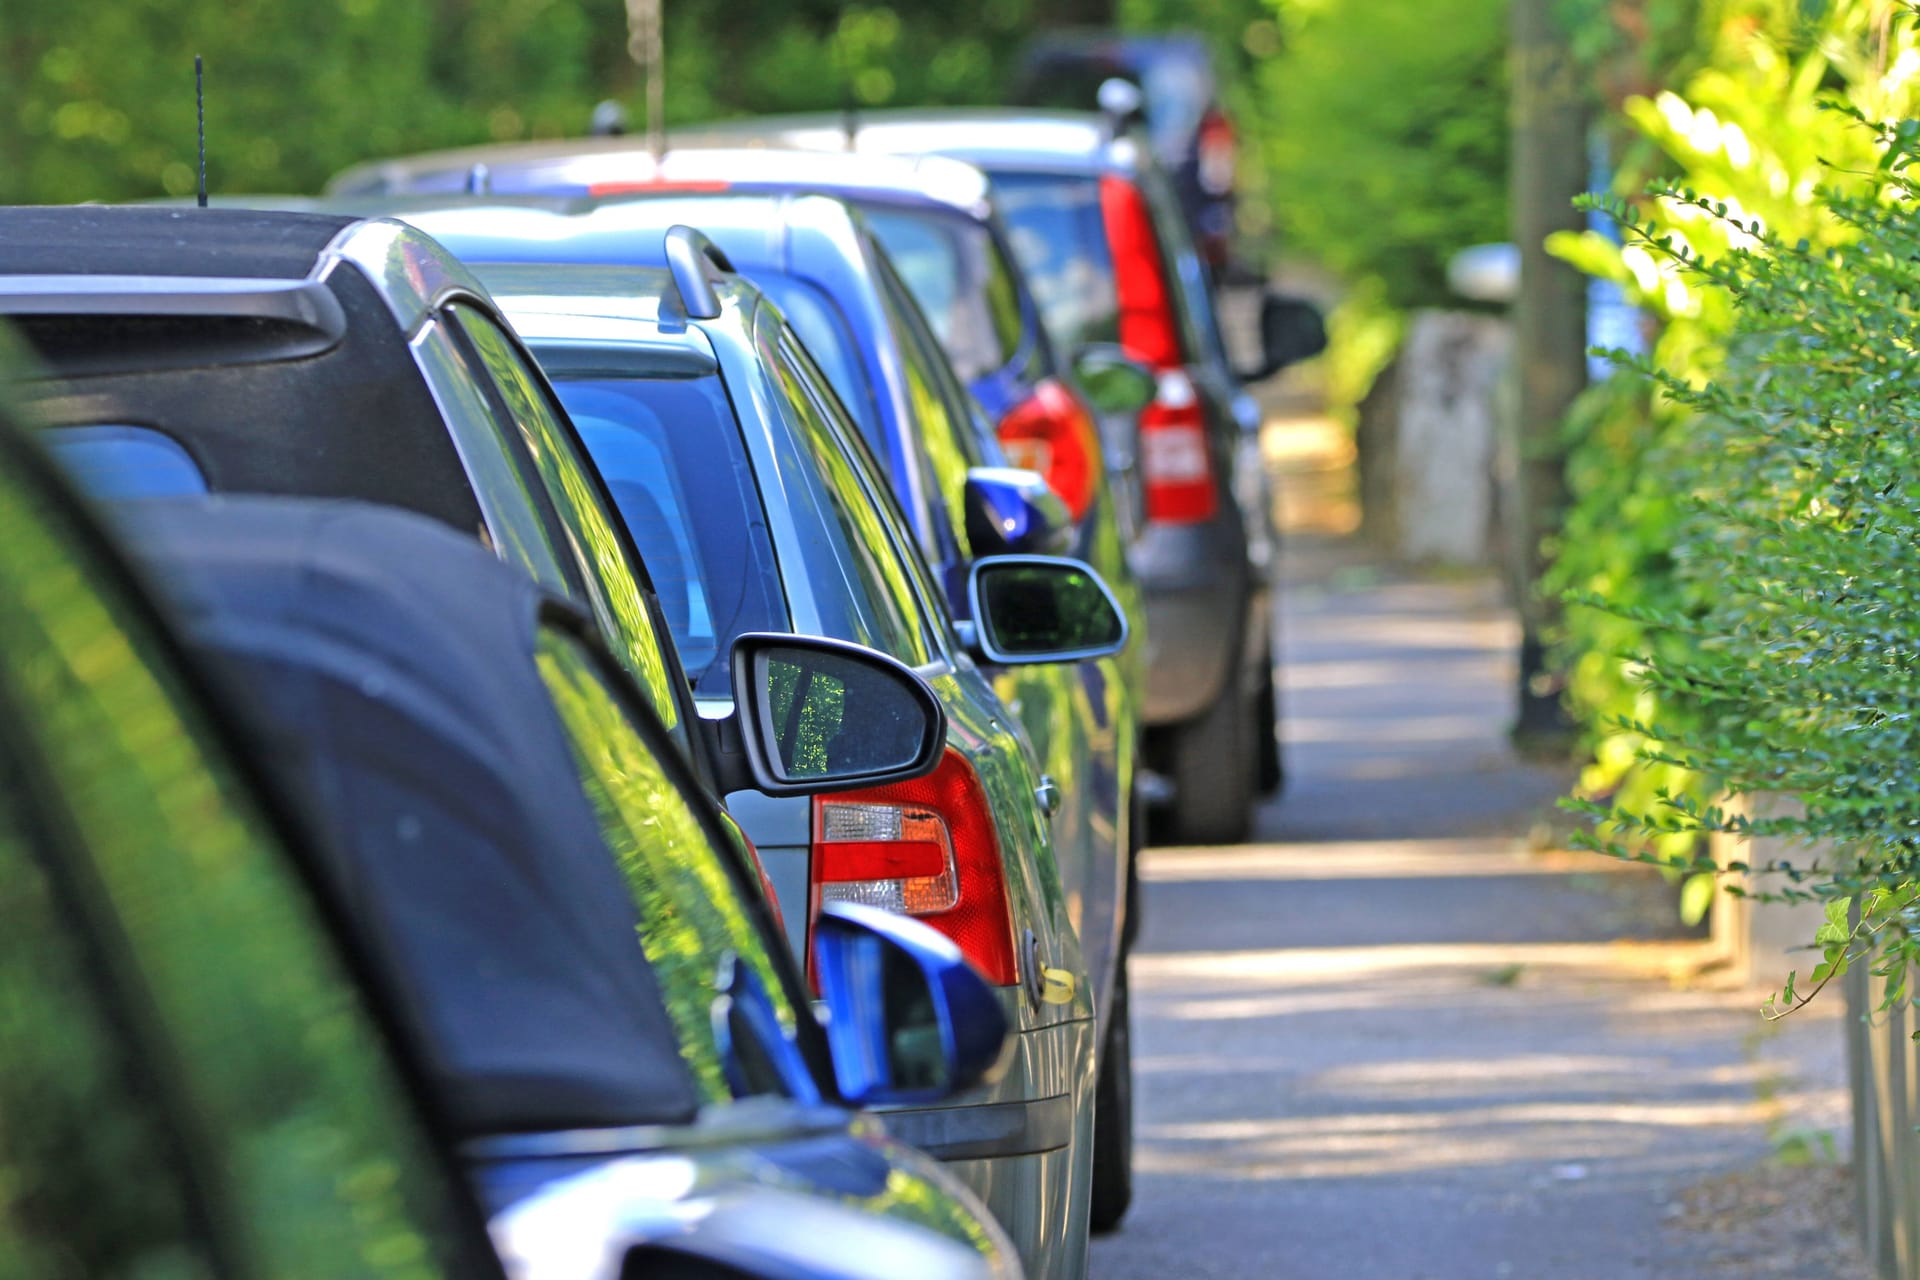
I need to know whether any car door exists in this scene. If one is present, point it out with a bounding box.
[529,618,1010,1258]
[0,433,495,1278]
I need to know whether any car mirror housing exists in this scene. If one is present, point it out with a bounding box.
[963,466,1072,557]
[812,902,1011,1107]
[960,555,1129,666]
[1071,342,1157,417]
[709,634,946,798]
[1239,292,1328,383]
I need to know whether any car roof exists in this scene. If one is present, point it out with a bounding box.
[331,144,995,218]
[121,496,707,1136]
[0,205,357,280]
[666,109,1140,177]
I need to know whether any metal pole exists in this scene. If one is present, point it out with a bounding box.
[1508,0,1587,746]
[626,0,665,160]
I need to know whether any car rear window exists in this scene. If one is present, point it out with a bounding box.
[990,170,1122,355]
[45,425,209,498]
[546,371,789,696]
[860,205,1023,384]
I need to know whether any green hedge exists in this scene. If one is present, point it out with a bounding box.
[1558,0,1920,1000]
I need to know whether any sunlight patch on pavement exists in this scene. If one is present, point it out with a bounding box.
[1131,940,1721,988]
[1286,656,1504,690]
[1130,1094,1768,1182]
[1140,838,1635,882]
[1284,713,1507,745]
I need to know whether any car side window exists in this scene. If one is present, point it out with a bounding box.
[534,627,806,1103]
[442,302,689,752]
[875,255,996,563]
[0,455,475,1277]
[760,323,938,668]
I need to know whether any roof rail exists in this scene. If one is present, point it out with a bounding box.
[662,224,734,320]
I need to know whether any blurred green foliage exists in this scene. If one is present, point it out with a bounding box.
[0,0,1068,204]
[1257,0,1510,312]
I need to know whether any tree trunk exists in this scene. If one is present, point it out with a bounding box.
[1507,0,1588,745]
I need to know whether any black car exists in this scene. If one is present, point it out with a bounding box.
[119,496,1019,1279]
[0,204,703,768]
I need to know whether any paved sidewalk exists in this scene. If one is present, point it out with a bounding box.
[1089,417,1860,1279]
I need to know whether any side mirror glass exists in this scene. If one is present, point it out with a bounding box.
[964,466,1072,557]
[1071,343,1157,417]
[725,634,945,796]
[812,902,1010,1106]
[1240,292,1327,382]
[963,555,1129,666]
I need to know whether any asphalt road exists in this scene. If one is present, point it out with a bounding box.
[1090,429,1857,1279]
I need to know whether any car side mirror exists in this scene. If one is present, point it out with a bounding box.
[813,902,1010,1106]
[958,555,1129,666]
[710,634,946,797]
[1238,292,1327,383]
[964,466,1072,557]
[1071,342,1157,416]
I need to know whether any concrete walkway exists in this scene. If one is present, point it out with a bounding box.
[1090,418,1860,1279]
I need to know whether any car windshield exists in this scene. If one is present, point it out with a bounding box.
[546,371,788,696]
[859,205,1021,383]
[989,170,1121,355]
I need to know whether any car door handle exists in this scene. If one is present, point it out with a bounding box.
[1035,775,1061,818]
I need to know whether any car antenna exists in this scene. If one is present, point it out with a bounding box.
[195,55,208,208]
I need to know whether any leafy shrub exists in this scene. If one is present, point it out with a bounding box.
[1569,6,1920,1002]
[1547,0,1920,925]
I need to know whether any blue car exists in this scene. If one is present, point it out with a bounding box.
[125,495,1023,1280]
[384,229,1127,1279]
[328,148,1152,631]
[388,191,1144,1234]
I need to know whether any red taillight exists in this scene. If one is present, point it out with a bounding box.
[1100,175,1180,369]
[1140,368,1218,523]
[586,179,733,196]
[997,378,1101,523]
[810,747,1019,985]
[1197,110,1237,198]
[1101,175,1220,524]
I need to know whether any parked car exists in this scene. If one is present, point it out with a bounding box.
[0,347,973,1280]
[122,494,1021,1280]
[383,191,1143,1232]
[1009,30,1241,275]
[570,112,1325,842]
[0,202,850,899]
[384,238,1123,1279]
[326,149,1152,663]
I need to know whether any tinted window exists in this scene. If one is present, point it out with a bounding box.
[535,629,802,1102]
[45,425,208,498]
[0,455,473,1277]
[873,257,992,561]
[444,303,688,748]
[991,171,1122,354]
[749,272,886,455]
[861,206,1022,383]
[547,371,789,696]
[761,325,938,667]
